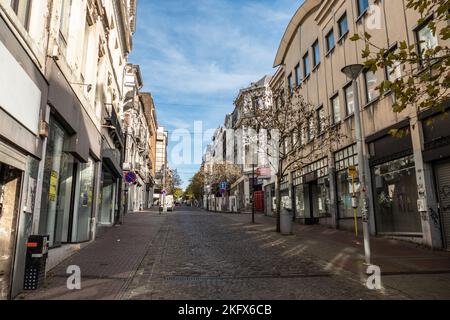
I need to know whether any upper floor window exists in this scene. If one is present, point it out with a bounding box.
[312,40,320,67]
[59,0,73,55]
[9,0,32,30]
[288,73,294,96]
[307,117,315,141]
[344,84,355,116]
[303,52,311,78]
[295,64,301,86]
[331,95,341,124]
[357,0,369,17]
[386,47,402,82]
[338,13,349,38]
[317,106,325,134]
[326,30,335,52]
[416,22,438,59]
[364,70,379,103]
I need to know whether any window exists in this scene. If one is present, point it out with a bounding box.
[335,145,359,218]
[416,22,438,58]
[344,84,355,115]
[364,70,379,102]
[357,0,369,17]
[303,52,310,78]
[373,155,422,234]
[326,30,335,52]
[9,0,32,30]
[317,106,325,134]
[386,50,402,82]
[331,95,341,124]
[338,13,349,38]
[59,0,73,55]
[295,64,301,86]
[288,73,294,96]
[312,40,320,67]
[307,117,315,141]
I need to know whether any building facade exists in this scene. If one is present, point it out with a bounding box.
[122,65,158,212]
[273,0,449,249]
[0,0,138,299]
[154,127,169,205]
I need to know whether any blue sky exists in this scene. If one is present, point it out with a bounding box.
[130,0,301,189]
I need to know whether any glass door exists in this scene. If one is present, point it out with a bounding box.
[74,158,96,243]
[100,169,115,225]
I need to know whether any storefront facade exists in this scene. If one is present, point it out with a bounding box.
[293,158,331,225]
[0,14,47,299]
[38,117,98,248]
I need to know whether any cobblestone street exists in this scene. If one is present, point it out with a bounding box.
[22,207,450,300]
[123,208,394,300]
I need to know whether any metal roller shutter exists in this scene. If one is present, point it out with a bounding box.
[436,161,450,249]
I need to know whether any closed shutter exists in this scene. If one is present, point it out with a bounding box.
[436,161,450,249]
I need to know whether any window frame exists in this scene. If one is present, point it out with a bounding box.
[312,40,320,68]
[356,0,370,18]
[344,83,355,116]
[338,13,349,39]
[415,18,438,61]
[294,63,301,86]
[325,29,335,53]
[363,69,379,103]
[288,73,294,96]
[331,94,341,124]
[303,52,311,78]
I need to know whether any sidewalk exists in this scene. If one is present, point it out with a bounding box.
[226,213,450,299]
[19,209,166,300]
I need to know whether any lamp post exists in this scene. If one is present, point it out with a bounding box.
[341,64,372,266]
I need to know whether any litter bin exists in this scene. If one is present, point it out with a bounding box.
[280,208,293,235]
[23,235,49,291]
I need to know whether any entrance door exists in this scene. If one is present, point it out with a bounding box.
[0,163,23,300]
[435,161,450,249]
[304,182,320,225]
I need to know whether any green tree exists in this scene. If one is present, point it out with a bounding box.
[351,0,449,118]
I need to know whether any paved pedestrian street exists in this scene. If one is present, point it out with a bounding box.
[21,207,450,300]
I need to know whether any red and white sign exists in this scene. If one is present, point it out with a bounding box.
[256,168,271,177]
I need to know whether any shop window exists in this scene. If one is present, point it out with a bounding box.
[373,155,422,234]
[335,145,359,218]
[39,119,73,248]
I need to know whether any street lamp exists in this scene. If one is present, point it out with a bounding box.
[341,64,372,266]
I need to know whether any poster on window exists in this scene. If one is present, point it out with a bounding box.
[49,171,58,202]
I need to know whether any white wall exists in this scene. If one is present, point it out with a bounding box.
[0,40,41,135]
